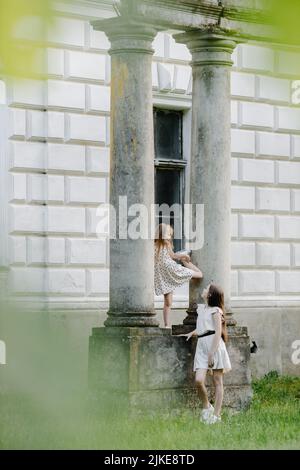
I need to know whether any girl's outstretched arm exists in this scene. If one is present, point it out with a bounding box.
[177,329,197,341]
[169,248,190,263]
[169,248,181,260]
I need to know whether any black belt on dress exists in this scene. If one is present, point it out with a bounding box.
[197,330,215,338]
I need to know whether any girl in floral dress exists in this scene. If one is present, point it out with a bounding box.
[154,223,203,327]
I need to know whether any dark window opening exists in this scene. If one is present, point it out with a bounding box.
[154,108,182,160]
[154,108,186,252]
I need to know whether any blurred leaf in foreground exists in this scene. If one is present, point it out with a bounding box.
[0,0,54,78]
[267,0,300,46]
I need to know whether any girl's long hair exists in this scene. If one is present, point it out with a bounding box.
[207,283,228,343]
[154,223,173,258]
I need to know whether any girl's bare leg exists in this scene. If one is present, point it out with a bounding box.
[195,369,210,409]
[182,260,203,279]
[163,292,173,327]
[191,270,203,279]
[213,370,224,416]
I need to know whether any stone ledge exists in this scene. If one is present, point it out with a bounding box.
[89,325,252,412]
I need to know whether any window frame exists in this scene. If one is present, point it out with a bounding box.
[153,107,187,251]
[153,108,183,160]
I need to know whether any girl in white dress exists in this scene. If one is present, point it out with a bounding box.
[154,223,203,328]
[183,283,231,424]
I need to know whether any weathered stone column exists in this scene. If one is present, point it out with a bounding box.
[173,27,238,323]
[89,19,252,416]
[92,17,161,327]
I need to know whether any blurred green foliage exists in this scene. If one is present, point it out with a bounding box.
[266,0,300,45]
[0,0,54,78]
[0,299,299,450]
[0,0,300,451]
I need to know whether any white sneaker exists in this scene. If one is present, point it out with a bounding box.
[200,404,214,423]
[205,414,221,425]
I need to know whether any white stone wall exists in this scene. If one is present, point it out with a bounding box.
[0,4,112,309]
[0,2,299,310]
[230,45,300,307]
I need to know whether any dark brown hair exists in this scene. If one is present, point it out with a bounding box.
[207,283,228,342]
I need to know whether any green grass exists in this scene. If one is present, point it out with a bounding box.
[0,371,299,450]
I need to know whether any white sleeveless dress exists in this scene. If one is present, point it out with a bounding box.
[193,304,231,373]
[154,245,194,296]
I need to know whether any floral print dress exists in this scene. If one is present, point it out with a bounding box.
[154,245,194,296]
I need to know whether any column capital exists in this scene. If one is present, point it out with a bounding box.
[173,26,241,67]
[91,16,163,56]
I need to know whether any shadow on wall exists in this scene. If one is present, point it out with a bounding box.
[234,308,300,378]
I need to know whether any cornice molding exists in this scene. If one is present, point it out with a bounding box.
[140,0,271,25]
[52,0,116,20]
[56,1,300,49]
[102,1,290,46]
[73,0,270,25]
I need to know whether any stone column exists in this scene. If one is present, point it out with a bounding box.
[173,27,238,324]
[92,17,161,327]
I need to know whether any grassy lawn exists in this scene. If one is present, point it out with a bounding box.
[0,371,299,450]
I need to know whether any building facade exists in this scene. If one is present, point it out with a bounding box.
[0,0,300,376]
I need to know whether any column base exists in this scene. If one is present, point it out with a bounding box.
[182,305,198,325]
[104,311,159,327]
[225,310,237,327]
